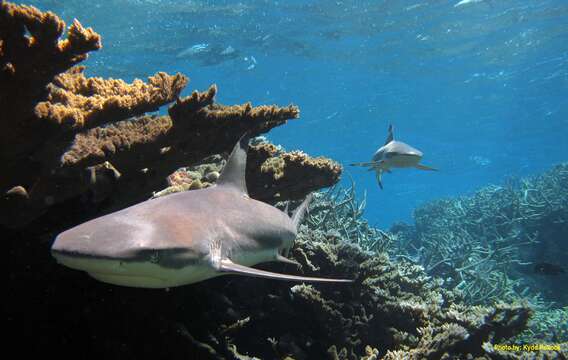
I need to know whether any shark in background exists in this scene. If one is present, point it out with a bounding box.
[350,124,437,189]
[51,134,352,288]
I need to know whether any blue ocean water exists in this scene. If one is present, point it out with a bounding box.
[31,0,568,228]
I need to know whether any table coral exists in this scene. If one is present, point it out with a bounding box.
[0,1,341,230]
[34,67,188,129]
[0,2,101,158]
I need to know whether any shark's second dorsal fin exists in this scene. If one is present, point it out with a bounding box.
[291,193,313,230]
[384,124,394,145]
[217,133,250,194]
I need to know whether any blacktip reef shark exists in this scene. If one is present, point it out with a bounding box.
[51,133,353,288]
[350,124,437,189]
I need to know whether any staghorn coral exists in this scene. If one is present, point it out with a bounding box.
[391,163,568,306]
[514,306,568,344]
[302,181,395,253]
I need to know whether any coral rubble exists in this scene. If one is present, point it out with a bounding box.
[0,2,339,229]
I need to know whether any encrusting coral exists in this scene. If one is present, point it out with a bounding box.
[0,2,340,229]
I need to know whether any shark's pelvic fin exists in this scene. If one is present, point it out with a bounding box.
[217,132,250,194]
[384,124,394,145]
[415,163,438,171]
[219,259,353,283]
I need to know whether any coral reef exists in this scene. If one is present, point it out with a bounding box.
[391,163,568,306]
[34,66,188,128]
[0,2,340,229]
[4,3,564,360]
[0,2,102,158]
[152,137,341,203]
[302,180,394,253]
[514,306,568,344]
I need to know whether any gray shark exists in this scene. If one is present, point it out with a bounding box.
[51,134,352,288]
[350,124,437,189]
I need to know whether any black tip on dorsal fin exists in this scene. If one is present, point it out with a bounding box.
[384,124,394,145]
[217,132,250,194]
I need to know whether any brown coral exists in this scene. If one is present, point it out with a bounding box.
[249,146,343,202]
[34,67,188,129]
[0,2,339,228]
[0,3,102,157]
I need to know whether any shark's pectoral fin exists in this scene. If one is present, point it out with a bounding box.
[375,169,384,189]
[219,259,352,283]
[275,254,301,267]
[415,163,438,171]
[350,161,375,168]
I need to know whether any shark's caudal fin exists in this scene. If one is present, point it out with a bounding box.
[291,193,313,230]
[217,132,250,194]
[384,124,394,145]
[415,164,438,171]
[219,259,353,283]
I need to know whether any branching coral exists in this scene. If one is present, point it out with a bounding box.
[392,163,567,306]
[302,181,394,253]
[143,228,540,360]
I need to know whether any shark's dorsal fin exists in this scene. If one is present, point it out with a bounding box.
[217,133,250,194]
[219,259,353,283]
[384,124,394,145]
[291,193,313,230]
